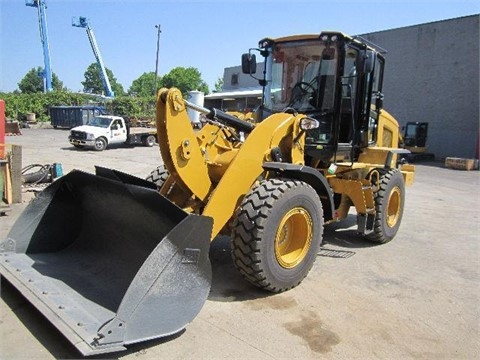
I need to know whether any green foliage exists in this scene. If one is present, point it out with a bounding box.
[0,65,212,124]
[214,76,224,92]
[160,67,209,95]
[0,90,158,123]
[18,67,65,93]
[108,96,156,119]
[82,63,125,96]
[128,72,159,97]
[0,92,102,122]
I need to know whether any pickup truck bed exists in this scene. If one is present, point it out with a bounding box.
[129,127,156,135]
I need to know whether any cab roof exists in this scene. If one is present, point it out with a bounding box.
[259,32,379,52]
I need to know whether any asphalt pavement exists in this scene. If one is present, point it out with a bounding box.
[1,128,479,359]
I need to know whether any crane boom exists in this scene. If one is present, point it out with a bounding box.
[26,0,53,92]
[73,16,114,98]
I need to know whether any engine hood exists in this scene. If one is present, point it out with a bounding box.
[71,125,109,136]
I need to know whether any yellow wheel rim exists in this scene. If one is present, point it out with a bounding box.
[386,186,402,227]
[275,207,313,269]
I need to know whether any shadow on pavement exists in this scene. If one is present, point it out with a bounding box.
[208,235,270,303]
[1,278,193,359]
[0,214,385,359]
[322,214,377,249]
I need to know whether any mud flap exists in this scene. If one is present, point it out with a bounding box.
[0,168,213,356]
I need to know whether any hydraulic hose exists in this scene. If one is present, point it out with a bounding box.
[184,100,255,134]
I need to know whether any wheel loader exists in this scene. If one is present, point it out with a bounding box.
[0,31,414,356]
[400,121,435,161]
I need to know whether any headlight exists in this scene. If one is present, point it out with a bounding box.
[300,117,320,130]
[86,133,95,140]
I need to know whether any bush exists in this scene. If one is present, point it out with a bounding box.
[108,96,156,119]
[0,92,156,123]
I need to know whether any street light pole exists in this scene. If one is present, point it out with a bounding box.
[154,24,162,96]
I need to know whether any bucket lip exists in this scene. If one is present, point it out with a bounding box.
[0,253,126,356]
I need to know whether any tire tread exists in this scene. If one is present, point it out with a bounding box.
[232,179,322,292]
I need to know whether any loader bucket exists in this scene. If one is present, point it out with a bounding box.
[0,168,213,356]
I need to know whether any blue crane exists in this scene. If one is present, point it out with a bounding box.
[73,16,114,98]
[25,0,53,92]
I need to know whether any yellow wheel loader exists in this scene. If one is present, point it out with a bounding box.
[0,31,414,355]
[400,121,435,161]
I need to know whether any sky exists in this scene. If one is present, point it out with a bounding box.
[0,0,478,93]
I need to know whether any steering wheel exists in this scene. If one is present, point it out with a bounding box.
[290,81,316,104]
[294,81,316,93]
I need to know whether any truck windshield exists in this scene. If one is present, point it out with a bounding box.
[86,117,112,128]
[269,39,338,114]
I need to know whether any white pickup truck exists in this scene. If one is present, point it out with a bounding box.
[68,115,157,151]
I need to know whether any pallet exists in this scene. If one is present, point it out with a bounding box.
[445,157,479,171]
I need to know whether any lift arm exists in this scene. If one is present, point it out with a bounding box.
[156,88,310,238]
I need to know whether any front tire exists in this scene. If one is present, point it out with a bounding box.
[365,169,405,244]
[146,164,169,189]
[232,179,323,293]
[93,137,107,151]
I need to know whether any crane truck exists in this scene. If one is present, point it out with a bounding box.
[73,16,114,98]
[0,31,414,356]
[26,0,53,92]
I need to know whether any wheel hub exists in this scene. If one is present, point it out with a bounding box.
[387,186,401,227]
[275,207,313,269]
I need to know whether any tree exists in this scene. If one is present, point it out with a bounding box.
[214,77,224,92]
[81,63,124,96]
[18,67,64,93]
[128,72,158,97]
[160,67,209,95]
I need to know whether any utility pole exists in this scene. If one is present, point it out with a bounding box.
[154,24,161,96]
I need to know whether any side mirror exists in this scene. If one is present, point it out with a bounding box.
[111,124,118,130]
[242,53,257,74]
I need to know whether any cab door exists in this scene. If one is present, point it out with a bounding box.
[367,54,385,144]
[109,119,127,144]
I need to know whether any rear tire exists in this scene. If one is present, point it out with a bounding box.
[365,169,405,244]
[232,179,323,293]
[143,134,156,147]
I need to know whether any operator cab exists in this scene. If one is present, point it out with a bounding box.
[243,32,386,166]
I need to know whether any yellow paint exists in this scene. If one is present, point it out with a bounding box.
[156,88,212,201]
[156,88,310,240]
[377,109,399,148]
[275,207,313,268]
[202,112,301,238]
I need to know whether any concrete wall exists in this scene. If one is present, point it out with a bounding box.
[222,64,262,90]
[361,15,479,159]
[205,64,263,111]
